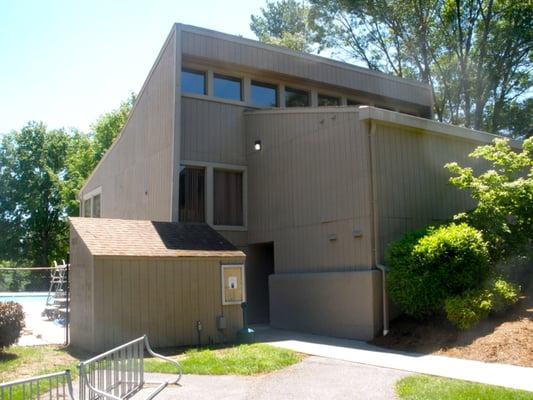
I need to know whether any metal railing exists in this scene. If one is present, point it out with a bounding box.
[78,335,182,400]
[0,370,74,400]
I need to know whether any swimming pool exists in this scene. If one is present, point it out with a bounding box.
[0,293,48,304]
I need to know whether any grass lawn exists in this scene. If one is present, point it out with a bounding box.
[144,343,304,375]
[0,343,303,383]
[396,375,533,400]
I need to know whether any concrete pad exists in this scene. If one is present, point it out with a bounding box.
[254,326,533,393]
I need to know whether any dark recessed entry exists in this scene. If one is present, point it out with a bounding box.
[245,242,274,325]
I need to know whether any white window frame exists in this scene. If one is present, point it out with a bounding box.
[220,264,246,305]
[81,187,102,218]
[180,161,247,231]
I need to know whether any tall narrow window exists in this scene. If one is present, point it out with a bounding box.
[214,74,242,101]
[214,170,243,226]
[92,194,101,218]
[285,87,309,107]
[179,166,205,223]
[318,94,340,106]
[83,199,91,217]
[181,68,206,95]
[251,81,278,107]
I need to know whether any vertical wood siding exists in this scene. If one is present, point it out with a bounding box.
[81,33,176,221]
[372,122,484,261]
[90,256,244,352]
[245,110,374,273]
[180,97,247,165]
[181,29,432,108]
[69,227,95,351]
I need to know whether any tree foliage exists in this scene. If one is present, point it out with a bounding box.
[0,95,135,266]
[446,137,533,260]
[250,0,320,52]
[251,0,532,137]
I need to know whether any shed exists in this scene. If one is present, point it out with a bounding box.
[69,217,246,352]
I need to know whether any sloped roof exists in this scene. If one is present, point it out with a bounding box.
[70,217,245,258]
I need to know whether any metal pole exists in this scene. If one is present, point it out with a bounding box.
[65,263,70,346]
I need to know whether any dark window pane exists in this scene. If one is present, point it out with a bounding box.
[347,99,362,106]
[285,87,309,107]
[182,69,206,95]
[214,74,242,101]
[179,166,205,223]
[214,170,243,226]
[318,94,340,106]
[251,81,278,107]
[92,194,101,218]
[83,199,91,217]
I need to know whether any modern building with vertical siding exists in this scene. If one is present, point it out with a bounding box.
[72,23,513,349]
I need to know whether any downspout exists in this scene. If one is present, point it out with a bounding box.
[368,118,389,336]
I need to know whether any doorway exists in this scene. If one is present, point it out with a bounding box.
[245,242,274,325]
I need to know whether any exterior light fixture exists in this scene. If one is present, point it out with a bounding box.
[254,140,262,151]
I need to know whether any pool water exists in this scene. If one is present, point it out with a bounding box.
[0,294,48,304]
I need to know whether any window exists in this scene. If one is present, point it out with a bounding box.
[214,170,243,226]
[83,199,91,217]
[347,99,362,106]
[214,74,242,101]
[181,69,206,95]
[92,194,101,218]
[318,94,340,106]
[251,81,278,107]
[179,166,205,223]
[285,87,309,107]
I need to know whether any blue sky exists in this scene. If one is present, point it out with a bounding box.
[0,0,266,134]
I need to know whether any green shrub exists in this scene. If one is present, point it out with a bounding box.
[489,278,520,313]
[444,290,492,330]
[445,278,520,329]
[387,223,490,318]
[0,302,25,350]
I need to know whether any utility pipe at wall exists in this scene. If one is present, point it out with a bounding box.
[368,118,389,336]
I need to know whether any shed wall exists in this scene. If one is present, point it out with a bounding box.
[245,110,373,273]
[91,256,244,352]
[69,228,95,351]
[81,31,176,221]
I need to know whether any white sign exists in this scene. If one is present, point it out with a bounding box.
[228,276,238,289]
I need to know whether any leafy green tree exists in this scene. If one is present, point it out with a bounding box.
[252,0,532,137]
[250,0,320,52]
[0,122,70,266]
[445,137,533,260]
[92,93,135,162]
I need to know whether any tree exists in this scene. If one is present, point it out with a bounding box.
[92,93,135,162]
[251,0,532,137]
[250,0,320,52]
[0,122,70,266]
[445,137,533,260]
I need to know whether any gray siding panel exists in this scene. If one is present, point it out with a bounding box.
[181,97,247,165]
[246,110,374,273]
[81,32,176,221]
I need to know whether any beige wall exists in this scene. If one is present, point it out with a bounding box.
[80,30,177,222]
[369,119,487,261]
[245,109,374,273]
[69,227,95,351]
[269,270,382,340]
[71,254,244,352]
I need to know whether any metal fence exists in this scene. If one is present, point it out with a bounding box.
[78,335,182,400]
[0,370,74,400]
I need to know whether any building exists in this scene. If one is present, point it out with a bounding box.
[71,24,512,349]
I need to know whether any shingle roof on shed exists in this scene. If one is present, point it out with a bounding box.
[70,217,245,258]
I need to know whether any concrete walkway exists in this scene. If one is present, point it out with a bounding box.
[254,326,533,392]
[131,357,409,399]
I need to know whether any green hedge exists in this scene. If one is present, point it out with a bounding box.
[387,223,490,318]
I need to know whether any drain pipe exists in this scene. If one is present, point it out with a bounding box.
[368,117,389,336]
